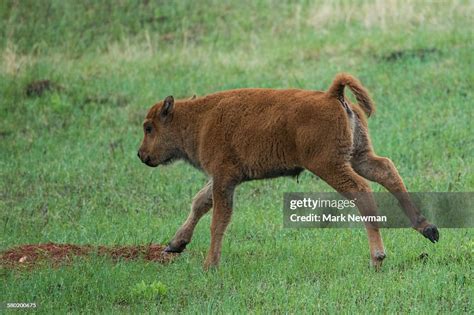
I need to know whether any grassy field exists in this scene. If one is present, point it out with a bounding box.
[1,0,473,313]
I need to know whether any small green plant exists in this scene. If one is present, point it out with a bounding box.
[131,280,168,301]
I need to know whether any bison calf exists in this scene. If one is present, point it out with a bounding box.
[138,73,439,270]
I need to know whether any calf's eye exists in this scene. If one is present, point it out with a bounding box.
[145,126,152,134]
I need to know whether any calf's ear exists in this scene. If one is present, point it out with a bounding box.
[159,95,174,121]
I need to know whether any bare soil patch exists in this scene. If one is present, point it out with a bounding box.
[25,80,64,97]
[1,243,178,269]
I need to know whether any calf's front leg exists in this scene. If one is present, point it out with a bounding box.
[203,179,236,270]
[165,180,213,253]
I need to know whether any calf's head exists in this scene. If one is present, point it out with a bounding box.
[137,95,177,167]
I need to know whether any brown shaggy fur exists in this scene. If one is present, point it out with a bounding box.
[138,73,439,270]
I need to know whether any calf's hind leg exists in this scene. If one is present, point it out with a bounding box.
[165,180,213,253]
[308,163,386,269]
[351,153,439,242]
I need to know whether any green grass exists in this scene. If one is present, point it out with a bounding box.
[1,0,473,313]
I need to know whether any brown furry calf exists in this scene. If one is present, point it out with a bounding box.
[138,73,439,270]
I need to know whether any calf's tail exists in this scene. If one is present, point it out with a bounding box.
[327,73,375,117]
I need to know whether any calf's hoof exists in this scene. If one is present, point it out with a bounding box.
[163,240,188,253]
[422,224,439,243]
[203,254,220,271]
[370,250,386,271]
[203,261,219,271]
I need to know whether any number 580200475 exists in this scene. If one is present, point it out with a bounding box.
[6,302,37,308]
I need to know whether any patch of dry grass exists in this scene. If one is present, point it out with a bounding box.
[307,0,472,31]
[1,42,34,76]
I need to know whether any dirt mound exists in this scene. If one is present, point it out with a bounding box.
[1,243,178,269]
